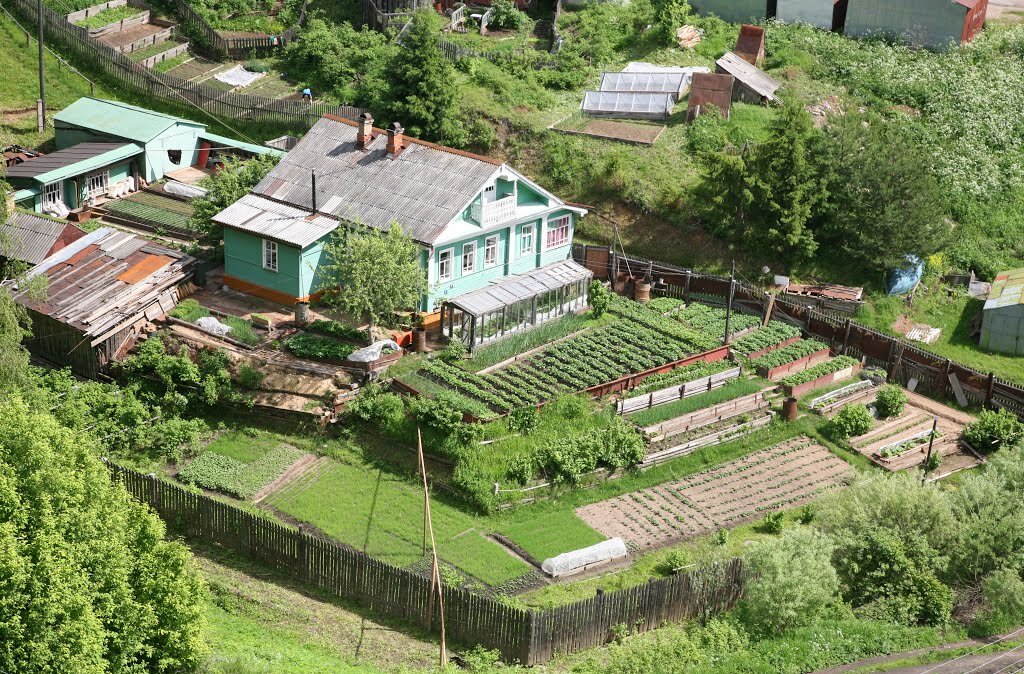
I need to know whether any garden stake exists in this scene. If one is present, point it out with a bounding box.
[418,428,446,666]
[921,416,938,484]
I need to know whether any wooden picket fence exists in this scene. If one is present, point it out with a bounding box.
[105,461,745,664]
[8,0,358,132]
[573,243,1024,421]
[167,0,308,55]
[617,366,742,414]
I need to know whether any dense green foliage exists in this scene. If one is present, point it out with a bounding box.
[626,359,734,398]
[780,356,858,388]
[824,403,873,440]
[488,0,528,31]
[190,155,279,240]
[732,322,801,356]
[874,384,908,419]
[0,398,206,672]
[748,339,828,371]
[628,378,764,427]
[307,318,367,343]
[284,333,357,361]
[177,443,304,499]
[963,408,1024,453]
[589,280,610,318]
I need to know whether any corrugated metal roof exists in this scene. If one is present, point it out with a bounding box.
[715,52,781,102]
[985,268,1024,310]
[200,131,285,158]
[54,97,204,144]
[0,212,84,264]
[599,72,687,99]
[249,116,502,245]
[447,259,592,316]
[13,227,195,341]
[581,91,676,118]
[5,143,142,183]
[213,194,340,248]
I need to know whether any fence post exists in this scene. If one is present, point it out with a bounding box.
[842,319,852,355]
[683,271,692,302]
[524,609,538,665]
[986,372,996,409]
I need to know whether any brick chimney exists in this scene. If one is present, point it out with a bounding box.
[357,112,373,150]
[386,122,404,157]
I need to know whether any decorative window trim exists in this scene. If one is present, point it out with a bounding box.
[263,239,278,272]
[521,224,534,256]
[462,241,477,274]
[438,248,454,282]
[86,171,110,197]
[545,215,571,249]
[43,181,63,205]
[484,235,498,268]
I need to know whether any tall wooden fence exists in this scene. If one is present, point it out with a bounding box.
[106,461,744,664]
[573,243,1024,419]
[7,0,361,133]
[168,0,308,55]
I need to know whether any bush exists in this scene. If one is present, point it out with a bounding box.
[508,406,539,435]
[657,548,693,575]
[826,403,874,440]
[972,568,1024,636]
[488,0,528,31]
[538,416,644,483]
[589,280,610,317]
[963,408,1024,453]
[875,384,908,418]
[757,511,785,535]
[307,319,366,343]
[740,527,840,635]
[439,339,466,362]
[237,362,264,390]
[284,333,356,361]
[348,384,406,429]
[169,298,210,322]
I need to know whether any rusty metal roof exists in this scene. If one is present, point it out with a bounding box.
[985,268,1024,310]
[12,227,195,344]
[1,212,85,265]
[688,73,735,118]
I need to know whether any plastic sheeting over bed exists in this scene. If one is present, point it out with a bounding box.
[541,538,629,578]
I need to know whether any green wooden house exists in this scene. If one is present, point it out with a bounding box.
[7,142,142,213]
[213,114,590,331]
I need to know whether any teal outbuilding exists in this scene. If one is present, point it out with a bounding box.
[213,113,589,336]
[690,0,767,23]
[7,142,142,213]
[844,0,987,49]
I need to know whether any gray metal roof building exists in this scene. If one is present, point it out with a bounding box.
[980,268,1024,355]
[0,212,86,265]
[249,114,502,245]
[213,193,341,248]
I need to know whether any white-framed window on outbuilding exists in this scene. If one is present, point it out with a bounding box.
[43,181,64,206]
[86,171,109,197]
[263,239,278,272]
[546,215,571,249]
[438,248,453,281]
[521,224,534,256]
[463,241,477,274]
[484,235,498,268]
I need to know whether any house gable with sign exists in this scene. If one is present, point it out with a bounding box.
[213,114,587,312]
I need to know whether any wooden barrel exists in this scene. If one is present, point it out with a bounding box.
[634,281,651,304]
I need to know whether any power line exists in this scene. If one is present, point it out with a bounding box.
[962,643,1024,674]
[918,628,1024,674]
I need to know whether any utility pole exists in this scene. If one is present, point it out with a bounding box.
[723,259,736,345]
[36,0,46,131]
[417,428,447,667]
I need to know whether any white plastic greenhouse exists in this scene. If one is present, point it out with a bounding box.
[541,538,629,578]
[580,91,676,120]
[599,72,688,101]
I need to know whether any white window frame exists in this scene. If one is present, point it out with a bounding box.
[85,171,110,197]
[43,181,64,206]
[483,184,496,202]
[545,215,571,250]
[520,224,534,256]
[263,239,278,272]
[484,235,498,268]
[462,241,477,275]
[438,248,454,282]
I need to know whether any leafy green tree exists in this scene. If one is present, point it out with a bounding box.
[815,112,949,274]
[322,223,426,337]
[740,527,840,635]
[382,11,462,143]
[0,287,31,394]
[0,397,206,672]
[488,0,528,31]
[963,408,1024,453]
[190,155,279,240]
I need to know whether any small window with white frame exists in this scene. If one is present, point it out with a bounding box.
[438,248,453,281]
[521,224,534,256]
[43,181,63,206]
[263,239,278,272]
[546,215,571,249]
[462,241,477,274]
[484,235,498,267]
[85,171,109,197]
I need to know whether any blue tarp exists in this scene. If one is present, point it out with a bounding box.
[886,255,924,295]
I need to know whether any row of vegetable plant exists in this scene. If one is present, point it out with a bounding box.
[749,339,829,371]
[780,356,860,388]
[732,321,802,356]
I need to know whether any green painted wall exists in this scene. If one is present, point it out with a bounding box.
[8,159,133,211]
[980,305,1024,356]
[691,0,766,23]
[845,0,964,49]
[224,228,302,299]
[777,0,834,28]
[56,123,203,181]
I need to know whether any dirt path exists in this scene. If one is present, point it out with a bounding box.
[988,0,1024,20]
[253,454,327,504]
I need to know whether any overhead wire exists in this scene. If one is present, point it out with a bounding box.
[917,627,1024,674]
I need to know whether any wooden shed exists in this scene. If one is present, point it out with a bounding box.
[844,0,988,50]
[9,227,195,377]
[734,24,765,66]
[980,268,1024,356]
[715,52,781,105]
[687,73,735,121]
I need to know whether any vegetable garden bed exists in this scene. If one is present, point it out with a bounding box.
[751,340,831,380]
[642,389,774,442]
[617,365,741,414]
[640,409,775,468]
[103,191,196,236]
[732,322,802,359]
[809,379,876,414]
[781,357,861,397]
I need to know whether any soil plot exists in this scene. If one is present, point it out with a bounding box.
[576,438,852,549]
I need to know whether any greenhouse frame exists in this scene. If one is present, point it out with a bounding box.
[599,72,689,101]
[581,91,676,120]
[440,259,593,351]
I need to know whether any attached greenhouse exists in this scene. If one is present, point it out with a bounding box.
[440,259,593,351]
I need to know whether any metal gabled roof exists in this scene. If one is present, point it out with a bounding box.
[213,193,340,248]
[715,52,781,102]
[54,97,204,144]
[251,116,502,245]
[985,268,1024,310]
[5,142,142,184]
[447,259,592,316]
[0,212,84,265]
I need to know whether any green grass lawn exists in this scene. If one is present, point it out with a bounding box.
[857,290,1024,385]
[73,6,144,28]
[267,457,533,586]
[205,429,286,463]
[495,510,604,562]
